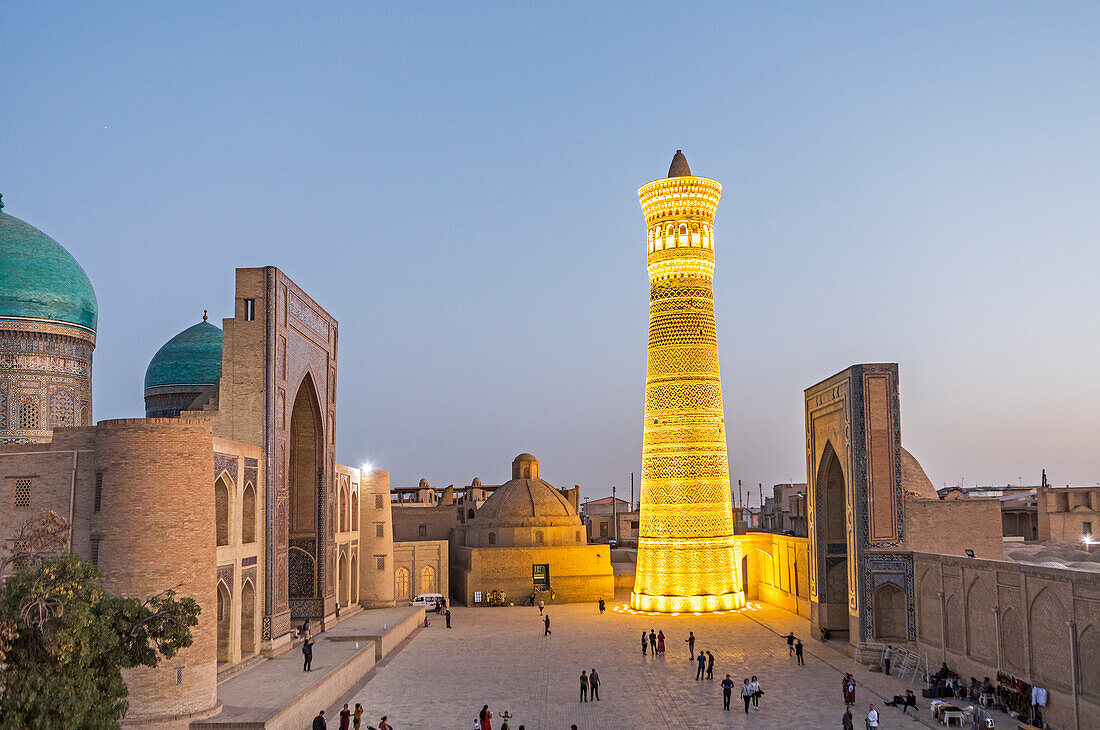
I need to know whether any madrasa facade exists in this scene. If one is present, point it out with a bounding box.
[0,200,417,727]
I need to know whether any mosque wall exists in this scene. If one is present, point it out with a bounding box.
[905,498,1006,560]
[912,552,1100,730]
[738,533,811,619]
[391,502,459,542]
[0,325,94,443]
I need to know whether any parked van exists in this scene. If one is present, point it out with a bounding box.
[410,593,445,609]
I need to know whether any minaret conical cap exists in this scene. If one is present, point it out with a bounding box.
[667,149,691,177]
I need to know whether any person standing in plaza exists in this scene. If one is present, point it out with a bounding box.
[686,630,696,660]
[543,614,551,635]
[695,651,706,680]
[598,598,605,613]
[866,704,879,729]
[538,599,544,615]
[338,704,351,730]
[302,631,315,671]
[641,631,649,655]
[741,678,753,713]
[657,629,665,654]
[352,703,363,730]
[312,710,327,730]
[883,645,894,676]
[649,628,657,654]
[842,706,854,730]
[579,670,589,702]
[794,639,804,665]
[721,674,734,711]
[479,705,492,730]
[445,608,452,628]
[589,667,601,700]
[749,675,761,709]
[843,673,856,705]
[706,651,715,679]
[785,631,795,656]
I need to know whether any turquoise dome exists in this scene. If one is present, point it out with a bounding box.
[0,207,98,331]
[144,320,223,392]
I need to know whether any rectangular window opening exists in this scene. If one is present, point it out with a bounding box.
[94,472,104,512]
[175,667,184,685]
[90,537,102,567]
[13,478,31,509]
[375,494,384,509]
[418,525,427,537]
[375,523,384,538]
[376,555,385,570]
[244,299,256,321]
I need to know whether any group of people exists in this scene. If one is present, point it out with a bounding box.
[718,675,763,713]
[640,628,666,655]
[311,706,389,730]
[475,705,526,730]
[578,668,602,701]
[783,632,806,665]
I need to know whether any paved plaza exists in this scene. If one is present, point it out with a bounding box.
[328,598,1016,730]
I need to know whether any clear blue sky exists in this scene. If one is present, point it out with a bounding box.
[4,3,1099,501]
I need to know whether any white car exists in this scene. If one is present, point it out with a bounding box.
[410,593,445,609]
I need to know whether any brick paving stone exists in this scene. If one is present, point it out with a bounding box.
[331,599,1019,730]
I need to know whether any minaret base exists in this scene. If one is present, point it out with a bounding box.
[630,590,745,613]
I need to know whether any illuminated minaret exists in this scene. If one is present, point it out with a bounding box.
[631,150,744,613]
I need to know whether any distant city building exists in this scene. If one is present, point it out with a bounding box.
[759,483,808,536]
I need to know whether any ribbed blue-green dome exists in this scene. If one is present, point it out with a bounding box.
[0,208,98,331]
[144,320,223,392]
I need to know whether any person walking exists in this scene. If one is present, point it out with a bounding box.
[741,678,753,713]
[579,670,589,702]
[589,667,601,700]
[479,705,492,730]
[883,645,894,676]
[785,631,795,656]
[312,710,327,730]
[543,614,551,636]
[339,704,351,730]
[656,630,665,655]
[641,630,649,655]
[538,599,544,615]
[750,675,761,709]
[649,629,657,654]
[721,674,734,711]
[706,651,715,679]
[794,639,805,665]
[842,706,854,730]
[686,631,696,660]
[445,608,452,628]
[695,651,706,680]
[352,703,363,730]
[866,704,879,729]
[302,632,315,672]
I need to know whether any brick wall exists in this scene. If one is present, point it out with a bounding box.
[905,499,1006,559]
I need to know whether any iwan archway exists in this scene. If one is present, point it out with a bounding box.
[288,373,323,621]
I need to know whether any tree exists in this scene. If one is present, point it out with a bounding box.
[0,512,201,729]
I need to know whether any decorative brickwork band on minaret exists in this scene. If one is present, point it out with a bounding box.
[631,151,745,613]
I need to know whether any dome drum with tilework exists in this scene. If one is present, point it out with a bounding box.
[0,201,97,443]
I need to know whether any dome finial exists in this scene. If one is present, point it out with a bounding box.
[668,150,691,177]
[202,309,208,322]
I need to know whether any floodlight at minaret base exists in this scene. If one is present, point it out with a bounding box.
[630,150,745,613]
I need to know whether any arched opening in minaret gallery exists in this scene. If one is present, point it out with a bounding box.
[288,373,323,617]
[816,441,850,640]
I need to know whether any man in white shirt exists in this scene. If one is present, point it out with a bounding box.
[867,704,879,728]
